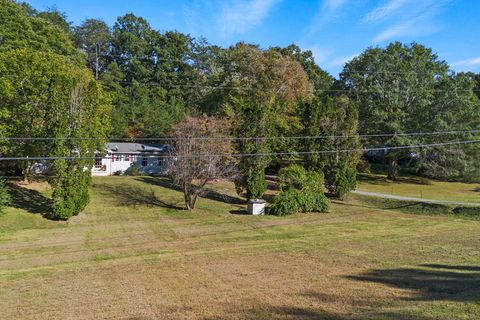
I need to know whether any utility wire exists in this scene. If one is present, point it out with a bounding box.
[0,45,473,76]
[2,73,477,93]
[0,140,478,161]
[1,129,479,142]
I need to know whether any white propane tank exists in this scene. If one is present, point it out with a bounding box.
[247,199,266,215]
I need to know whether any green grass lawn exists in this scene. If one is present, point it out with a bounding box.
[0,176,479,319]
[357,173,480,204]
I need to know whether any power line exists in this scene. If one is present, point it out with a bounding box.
[0,140,478,161]
[1,129,479,142]
[2,73,478,93]
[1,46,473,77]
[113,82,480,93]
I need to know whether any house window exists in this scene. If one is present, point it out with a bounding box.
[124,155,130,162]
[94,157,102,169]
[141,156,148,167]
[157,157,164,167]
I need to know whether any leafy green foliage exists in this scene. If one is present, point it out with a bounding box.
[452,206,480,217]
[0,180,11,214]
[416,72,480,182]
[303,96,360,198]
[36,8,72,35]
[105,14,203,138]
[0,0,79,58]
[124,166,145,176]
[0,2,110,220]
[73,19,111,79]
[340,42,480,181]
[51,168,91,220]
[223,44,311,200]
[325,165,357,200]
[268,189,302,216]
[270,165,330,216]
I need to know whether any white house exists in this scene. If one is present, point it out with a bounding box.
[92,142,167,176]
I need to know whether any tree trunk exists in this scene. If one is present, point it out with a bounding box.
[190,194,198,210]
[184,191,192,210]
[387,158,398,181]
[22,161,32,184]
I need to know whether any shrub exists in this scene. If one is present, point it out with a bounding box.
[335,167,357,200]
[125,166,145,176]
[0,180,11,214]
[357,159,371,174]
[50,165,91,220]
[112,170,123,176]
[452,206,480,217]
[325,165,357,200]
[278,164,324,192]
[269,189,302,216]
[236,164,267,200]
[269,165,330,216]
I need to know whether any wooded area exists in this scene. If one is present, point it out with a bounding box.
[0,0,479,217]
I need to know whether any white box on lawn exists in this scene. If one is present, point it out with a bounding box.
[248,199,266,215]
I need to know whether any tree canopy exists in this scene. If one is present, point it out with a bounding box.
[1,0,479,218]
[340,42,480,180]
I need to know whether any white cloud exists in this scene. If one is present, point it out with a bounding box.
[452,57,480,68]
[302,0,349,39]
[371,0,449,43]
[305,44,331,65]
[329,53,359,67]
[219,0,282,36]
[364,0,409,22]
[373,20,416,42]
[324,0,347,11]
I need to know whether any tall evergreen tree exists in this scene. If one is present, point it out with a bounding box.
[74,19,111,79]
[0,1,111,219]
[303,96,360,198]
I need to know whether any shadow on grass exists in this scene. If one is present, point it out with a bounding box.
[95,183,183,210]
[266,180,279,191]
[357,173,432,186]
[229,209,248,215]
[349,195,456,216]
[136,176,245,205]
[7,183,53,217]
[204,303,439,320]
[420,264,480,272]
[346,265,480,302]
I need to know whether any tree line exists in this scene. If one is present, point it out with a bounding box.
[0,0,479,215]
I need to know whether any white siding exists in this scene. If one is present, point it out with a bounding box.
[91,153,165,176]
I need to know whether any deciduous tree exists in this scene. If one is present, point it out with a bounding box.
[220,43,311,199]
[166,116,236,210]
[340,42,448,180]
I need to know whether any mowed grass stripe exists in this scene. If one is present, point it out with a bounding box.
[0,176,479,319]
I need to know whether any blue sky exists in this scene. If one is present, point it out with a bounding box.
[25,0,480,76]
